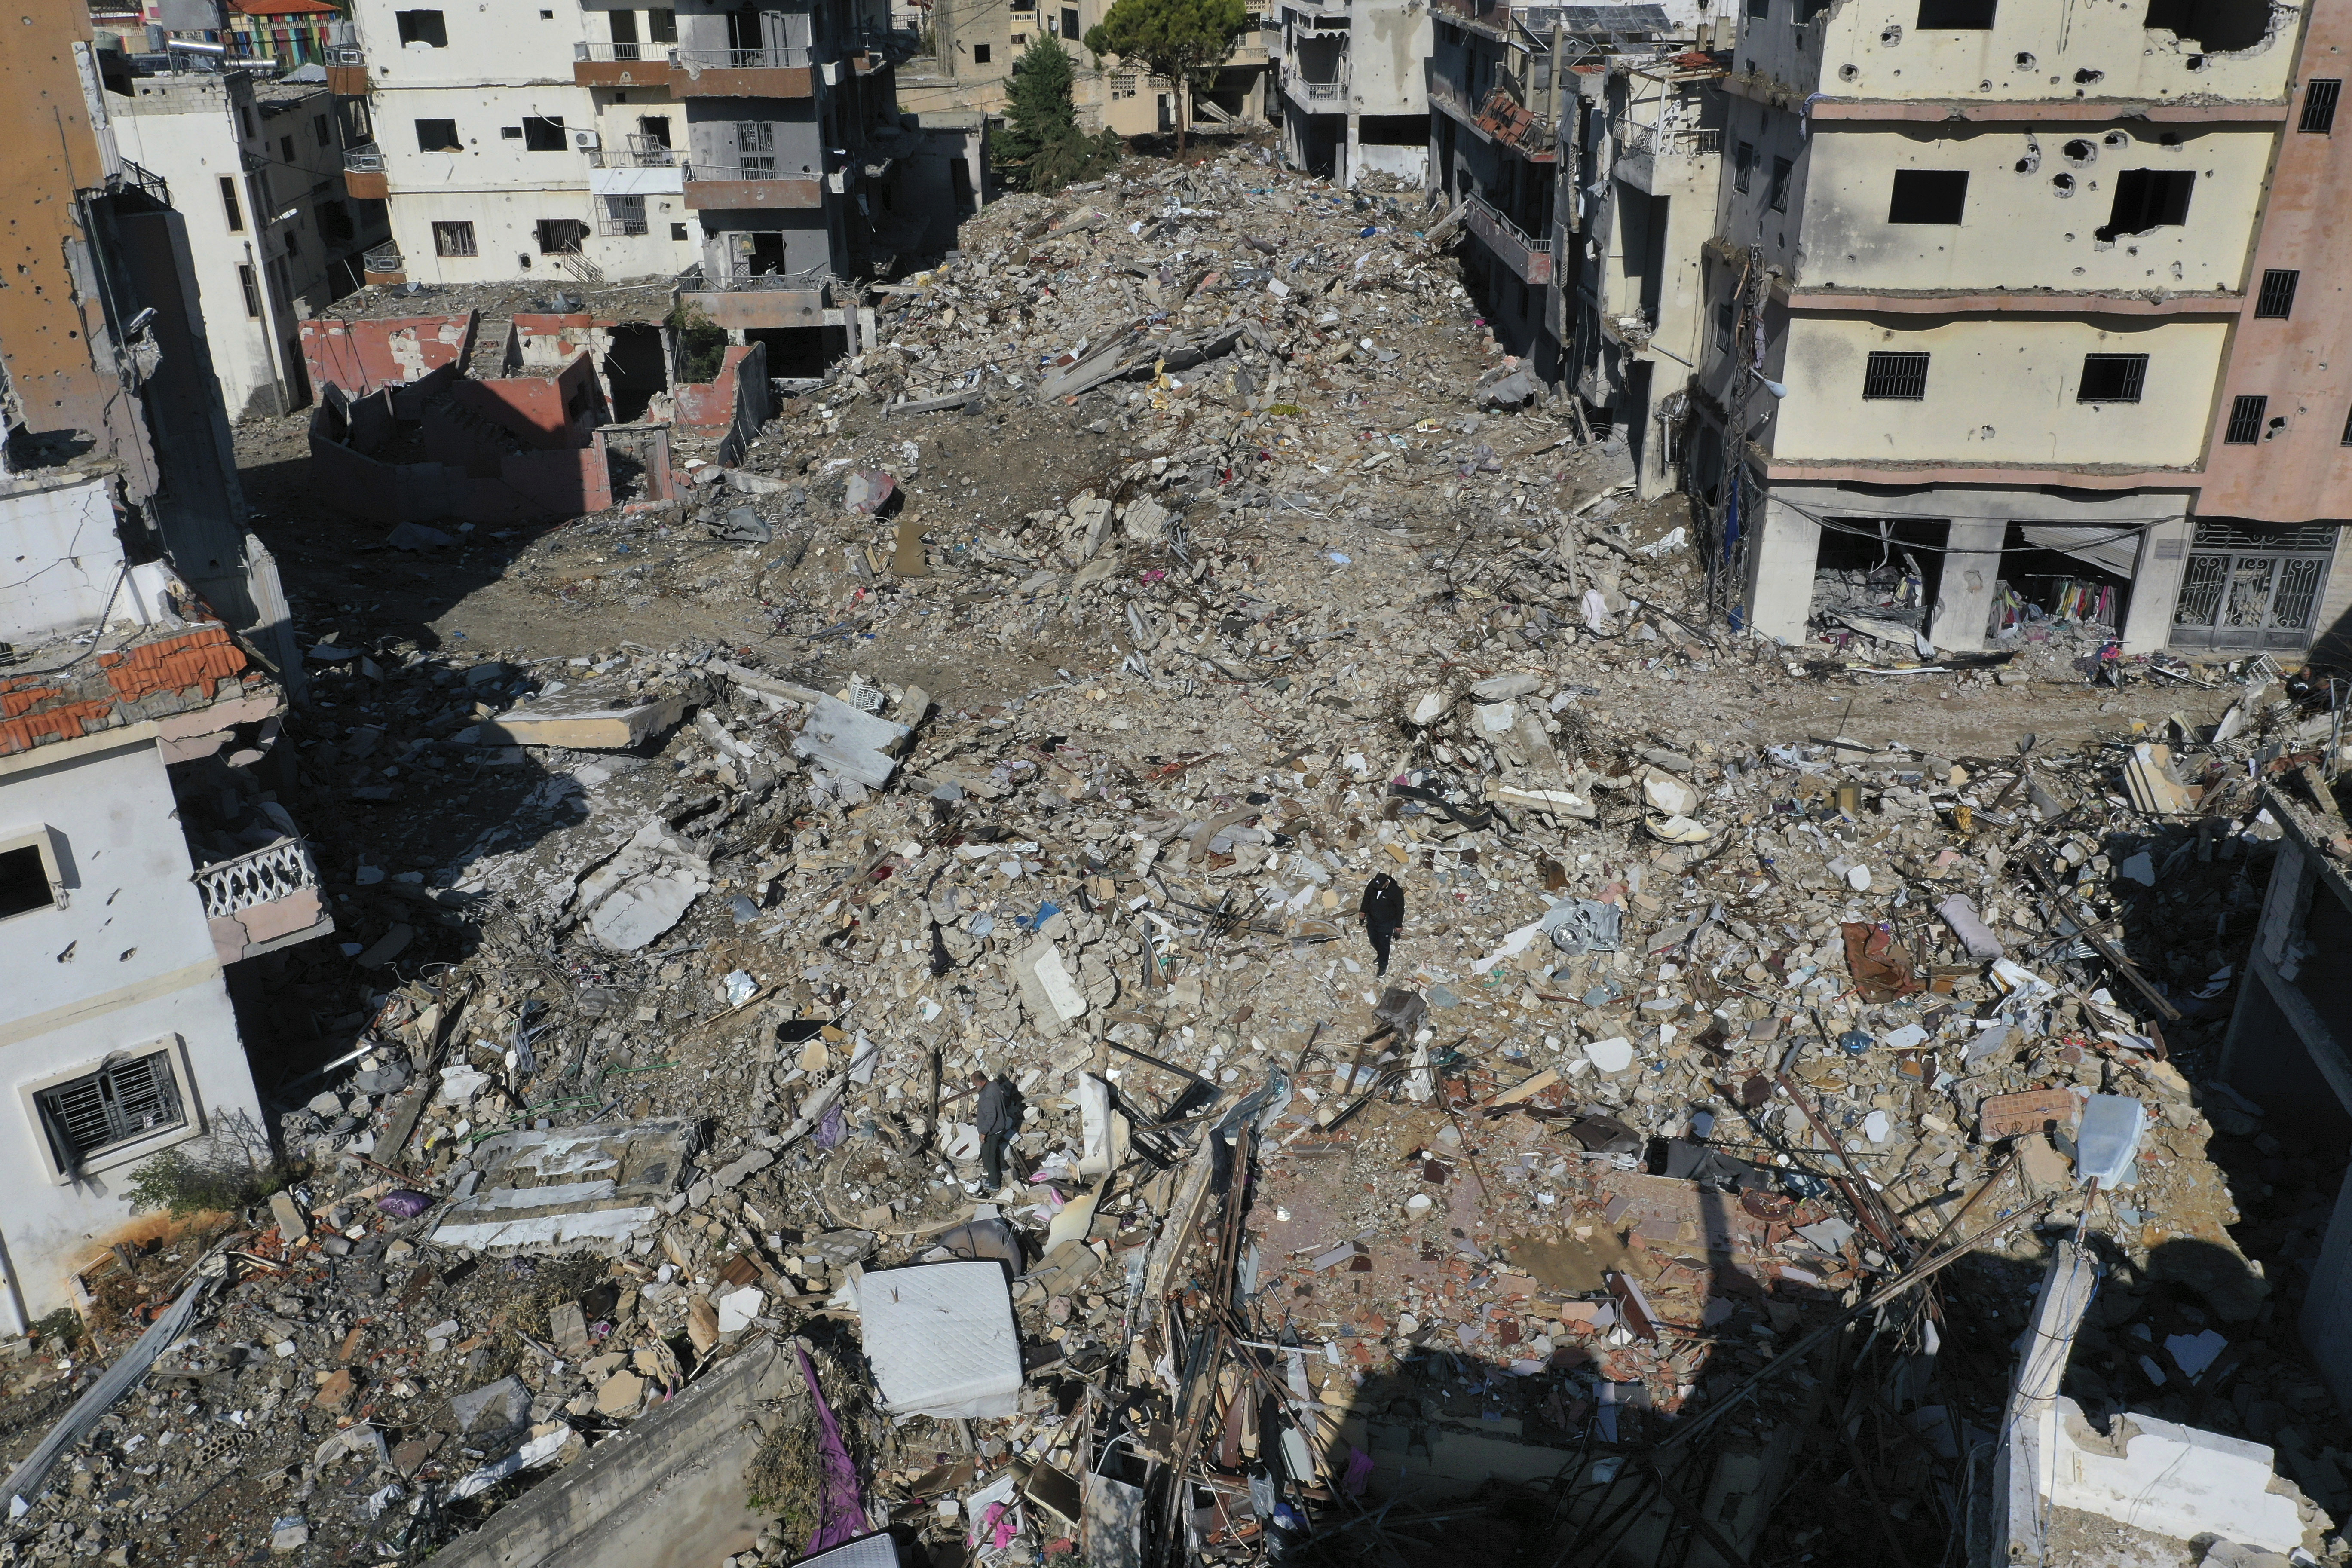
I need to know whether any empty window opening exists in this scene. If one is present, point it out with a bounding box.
[2302,80,2341,133]
[415,117,461,151]
[2078,353,2149,403]
[648,7,676,41]
[536,218,588,254]
[394,8,446,46]
[2144,0,2274,53]
[238,263,262,317]
[1733,141,1755,192]
[522,116,567,151]
[1862,351,1931,400]
[2255,269,2300,318]
[2098,168,2193,240]
[1887,168,1969,224]
[35,1052,184,1175]
[1917,0,1995,24]
[0,843,55,921]
[2224,394,2268,444]
[217,175,244,232]
[974,42,991,63]
[1769,156,1793,212]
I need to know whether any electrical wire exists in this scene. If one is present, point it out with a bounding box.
[1768,493,2177,557]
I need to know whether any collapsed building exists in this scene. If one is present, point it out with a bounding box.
[0,142,2347,1568]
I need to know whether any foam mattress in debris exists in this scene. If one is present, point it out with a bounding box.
[857,1262,1022,1419]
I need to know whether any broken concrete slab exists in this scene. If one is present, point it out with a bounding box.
[428,1119,698,1255]
[571,818,713,952]
[792,695,914,790]
[463,686,697,750]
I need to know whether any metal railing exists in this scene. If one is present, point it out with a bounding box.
[574,40,665,61]
[681,160,805,183]
[1466,190,1549,255]
[671,45,812,70]
[363,242,403,272]
[116,158,169,207]
[588,145,677,167]
[552,249,605,284]
[344,142,385,172]
[193,837,320,920]
[704,258,833,291]
[1303,79,1344,98]
[1613,119,1720,159]
[325,44,363,65]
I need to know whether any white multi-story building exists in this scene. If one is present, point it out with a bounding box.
[104,58,391,417]
[1277,0,1431,185]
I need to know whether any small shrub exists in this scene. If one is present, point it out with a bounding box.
[668,299,729,384]
[123,1147,291,1219]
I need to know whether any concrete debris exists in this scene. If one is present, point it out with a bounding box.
[16,147,2349,1568]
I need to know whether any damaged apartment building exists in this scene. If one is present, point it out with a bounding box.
[0,0,329,1326]
[1687,0,2352,659]
[1276,0,1431,184]
[904,0,1275,141]
[333,0,979,367]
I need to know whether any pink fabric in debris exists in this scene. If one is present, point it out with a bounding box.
[798,1345,868,1552]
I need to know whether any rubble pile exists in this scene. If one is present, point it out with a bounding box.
[3,150,2349,1568]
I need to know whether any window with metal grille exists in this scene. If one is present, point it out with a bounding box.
[2224,394,2268,444]
[2255,269,2300,318]
[239,263,262,316]
[2301,78,2341,133]
[1862,351,1929,400]
[35,1052,184,1174]
[432,220,476,256]
[600,194,649,236]
[736,120,775,176]
[2078,352,2147,403]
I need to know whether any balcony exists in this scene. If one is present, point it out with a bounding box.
[1610,119,1719,195]
[588,142,685,196]
[573,38,674,88]
[1283,64,1347,108]
[678,261,834,331]
[361,242,404,285]
[668,46,816,98]
[680,161,825,210]
[196,837,334,964]
[324,44,368,95]
[1463,190,1550,285]
[343,141,387,200]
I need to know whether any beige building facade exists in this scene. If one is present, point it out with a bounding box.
[1690,0,2336,658]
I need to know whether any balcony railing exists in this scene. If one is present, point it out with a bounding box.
[574,40,674,61]
[344,142,385,173]
[193,838,321,921]
[1304,79,1343,98]
[363,242,403,273]
[683,160,803,183]
[588,145,677,167]
[325,44,363,66]
[1467,190,1549,255]
[671,46,812,70]
[1614,119,1720,159]
[693,258,833,291]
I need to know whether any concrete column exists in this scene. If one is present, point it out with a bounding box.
[2302,1162,2352,1408]
[1930,518,2006,653]
[1344,112,1359,188]
[2121,512,2192,655]
[967,131,986,209]
[1742,490,1820,644]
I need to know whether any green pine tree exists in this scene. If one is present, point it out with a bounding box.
[995,35,1123,193]
[1083,0,1246,157]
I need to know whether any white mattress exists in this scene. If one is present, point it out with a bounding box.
[858,1262,1023,1419]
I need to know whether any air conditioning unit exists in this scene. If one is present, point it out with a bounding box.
[573,129,601,151]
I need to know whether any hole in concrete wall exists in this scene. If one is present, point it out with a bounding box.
[2104,130,2131,148]
[2063,139,2096,164]
[2015,52,2037,68]
[2144,0,2273,53]
[745,326,839,380]
[1839,62,1859,80]
[2075,67,2104,83]
[2015,151,2041,173]
[1881,24,1902,44]
[2052,172,2077,195]
[603,322,668,422]
[2187,53,2208,69]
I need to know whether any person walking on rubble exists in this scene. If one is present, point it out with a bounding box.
[1360,873,1404,976]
